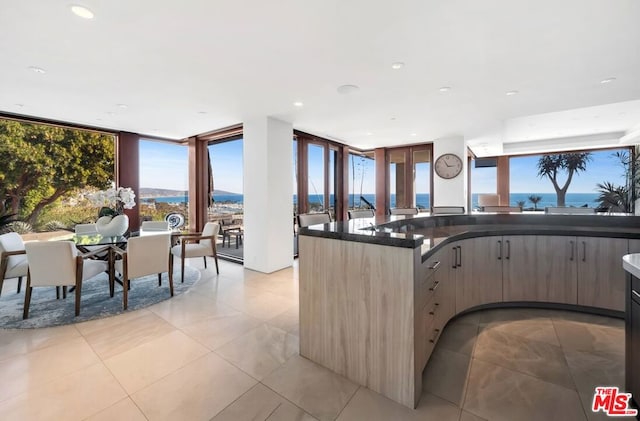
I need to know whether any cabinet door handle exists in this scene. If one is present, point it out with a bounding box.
[429,328,441,343]
[428,261,441,270]
[428,302,440,315]
[506,240,511,260]
[429,280,440,292]
[581,241,586,262]
[570,240,575,261]
[632,290,640,300]
[451,247,457,269]
[497,240,502,260]
[457,246,462,267]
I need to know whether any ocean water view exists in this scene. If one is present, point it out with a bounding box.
[142,192,602,210]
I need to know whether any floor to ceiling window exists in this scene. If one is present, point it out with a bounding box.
[386,144,433,211]
[469,157,498,210]
[208,138,244,260]
[0,117,115,237]
[348,152,375,210]
[139,139,188,226]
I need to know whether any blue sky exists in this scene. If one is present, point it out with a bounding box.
[140,139,629,195]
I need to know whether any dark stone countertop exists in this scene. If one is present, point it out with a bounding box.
[298,212,640,261]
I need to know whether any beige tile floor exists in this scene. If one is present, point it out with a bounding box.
[0,258,628,421]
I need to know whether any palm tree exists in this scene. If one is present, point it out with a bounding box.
[537,153,591,207]
[596,181,630,212]
[516,200,526,209]
[528,195,542,210]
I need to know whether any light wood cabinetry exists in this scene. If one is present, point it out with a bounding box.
[503,235,578,304]
[452,237,502,313]
[577,237,628,311]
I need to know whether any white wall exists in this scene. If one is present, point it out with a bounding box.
[243,117,293,273]
[433,136,467,208]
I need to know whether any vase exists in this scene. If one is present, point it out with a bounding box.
[96,214,129,237]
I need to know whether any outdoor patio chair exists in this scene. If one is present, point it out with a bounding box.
[113,233,173,310]
[23,241,108,318]
[171,222,220,282]
[0,232,28,297]
[348,209,375,219]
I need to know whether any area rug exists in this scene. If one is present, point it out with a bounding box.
[0,266,201,329]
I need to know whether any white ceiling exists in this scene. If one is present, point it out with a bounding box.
[1,0,639,156]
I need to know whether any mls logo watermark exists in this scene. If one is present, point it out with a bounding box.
[592,387,638,417]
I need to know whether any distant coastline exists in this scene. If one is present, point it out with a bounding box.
[140,192,603,209]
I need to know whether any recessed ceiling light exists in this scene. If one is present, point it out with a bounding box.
[390,117,397,121]
[366,132,373,136]
[28,66,46,74]
[14,103,24,108]
[337,84,360,95]
[439,86,451,92]
[600,77,616,84]
[70,5,94,19]
[117,104,128,109]
[391,62,405,70]
[293,101,304,107]
[197,111,207,114]
[105,111,114,115]
[505,90,519,96]
[411,133,417,137]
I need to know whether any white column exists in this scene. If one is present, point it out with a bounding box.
[243,117,294,273]
[433,136,467,207]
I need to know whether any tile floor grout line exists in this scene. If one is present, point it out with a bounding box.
[206,382,268,420]
[332,385,360,421]
[258,379,321,420]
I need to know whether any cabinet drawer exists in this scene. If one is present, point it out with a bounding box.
[417,258,443,309]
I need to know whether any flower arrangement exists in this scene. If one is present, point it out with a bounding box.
[87,186,136,217]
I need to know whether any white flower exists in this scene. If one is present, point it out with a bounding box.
[87,186,136,210]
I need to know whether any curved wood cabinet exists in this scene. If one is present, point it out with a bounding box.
[299,222,635,409]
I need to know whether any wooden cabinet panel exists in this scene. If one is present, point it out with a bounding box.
[455,237,503,313]
[503,235,577,304]
[577,237,628,311]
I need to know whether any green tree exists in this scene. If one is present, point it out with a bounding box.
[528,195,542,210]
[536,153,591,207]
[0,120,115,225]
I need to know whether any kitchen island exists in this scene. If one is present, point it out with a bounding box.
[299,212,640,408]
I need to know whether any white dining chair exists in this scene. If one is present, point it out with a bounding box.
[23,241,108,319]
[113,233,173,310]
[171,222,220,282]
[0,232,28,297]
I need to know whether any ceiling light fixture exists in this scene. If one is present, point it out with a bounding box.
[28,66,46,74]
[411,133,417,137]
[337,84,360,95]
[14,103,24,108]
[391,62,405,70]
[366,132,373,136]
[70,5,94,19]
[505,90,519,96]
[600,77,616,84]
[117,104,128,109]
[293,101,304,107]
[197,111,207,114]
[439,86,451,92]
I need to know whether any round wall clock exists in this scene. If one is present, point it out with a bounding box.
[434,153,463,179]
